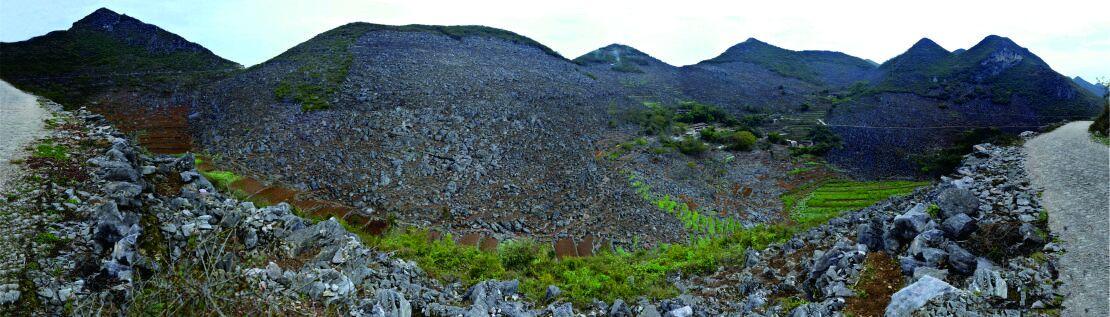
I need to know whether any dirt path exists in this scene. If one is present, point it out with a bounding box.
[0,80,48,193]
[1024,121,1110,316]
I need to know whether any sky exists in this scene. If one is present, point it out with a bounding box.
[1,0,1108,81]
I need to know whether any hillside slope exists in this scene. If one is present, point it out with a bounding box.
[194,24,687,244]
[828,35,1103,177]
[0,8,240,107]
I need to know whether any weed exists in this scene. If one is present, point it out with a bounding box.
[926,203,941,218]
[33,141,69,161]
[200,170,241,190]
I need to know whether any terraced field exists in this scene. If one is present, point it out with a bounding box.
[775,102,832,139]
[783,179,929,224]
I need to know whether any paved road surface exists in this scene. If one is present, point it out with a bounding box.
[1024,121,1110,317]
[0,80,48,193]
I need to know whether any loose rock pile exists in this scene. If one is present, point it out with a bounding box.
[651,141,1064,316]
[0,105,1067,316]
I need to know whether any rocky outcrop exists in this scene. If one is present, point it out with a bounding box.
[643,141,1065,316]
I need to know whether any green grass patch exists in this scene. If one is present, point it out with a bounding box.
[200,171,240,190]
[32,141,69,161]
[783,180,929,225]
[369,223,796,306]
[628,173,743,237]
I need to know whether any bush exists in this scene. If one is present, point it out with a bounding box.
[499,239,544,271]
[674,101,731,124]
[767,132,786,145]
[789,125,842,156]
[726,131,757,151]
[1090,99,1109,137]
[669,136,708,155]
[911,128,1018,175]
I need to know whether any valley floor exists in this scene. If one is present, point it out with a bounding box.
[1024,121,1110,316]
[0,80,48,192]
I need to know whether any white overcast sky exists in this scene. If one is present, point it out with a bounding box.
[2,0,1108,81]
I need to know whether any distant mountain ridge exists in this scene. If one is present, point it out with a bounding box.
[700,38,876,87]
[1073,76,1108,97]
[2,7,1101,184]
[0,7,240,107]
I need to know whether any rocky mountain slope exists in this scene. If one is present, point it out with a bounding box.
[826,35,1103,178]
[192,23,686,245]
[1073,76,1108,97]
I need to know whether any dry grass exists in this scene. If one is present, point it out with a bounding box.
[843,252,903,317]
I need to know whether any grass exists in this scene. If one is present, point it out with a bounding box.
[628,174,743,238]
[32,141,69,161]
[783,180,929,225]
[183,153,922,308]
[368,224,795,306]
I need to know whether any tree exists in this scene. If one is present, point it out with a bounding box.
[727,131,757,151]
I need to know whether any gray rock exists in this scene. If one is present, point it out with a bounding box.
[944,243,977,275]
[545,285,561,301]
[940,213,977,240]
[610,299,631,317]
[100,161,139,182]
[856,223,882,252]
[180,171,202,183]
[104,181,143,207]
[885,275,956,317]
[372,289,412,317]
[637,302,661,317]
[969,258,1007,299]
[1019,223,1046,246]
[920,248,948,268]
[893,204,930,240]
[666,306,692,317]
[913,267,949,282]
[937,187,979,218]
[551,303,574,317]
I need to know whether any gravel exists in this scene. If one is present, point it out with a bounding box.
[0,80,48,193]
[1024,121,1110,317]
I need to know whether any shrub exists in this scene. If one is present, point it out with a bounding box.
[726,131,757,151]
[499,239,544,271]
[926,204,941,218]
[669,136,708,155]
[911,128,1018,175]
[1090,98,1108,137]
[767,132,786,145]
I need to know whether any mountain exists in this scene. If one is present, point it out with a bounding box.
[572,44,687,104]
[872,38,951,87]
[193,23,687,244]
[0,8,240,107]
[827,35,1103,177]
[1073,76,1108,97]
[699,38,876,87]
[573,43,672,72]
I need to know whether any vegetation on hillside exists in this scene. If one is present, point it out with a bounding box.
[789,125,843,156]
[0,29,238,108]
[872,36,1101,112]
[702,40,873,85]
[572,45,652,73]
[1089,81,1109,139]
[264,22,565,111]
[910,128,1019,175]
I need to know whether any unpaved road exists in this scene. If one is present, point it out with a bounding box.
[0,80,48,193]
[1024,121,1110,317]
